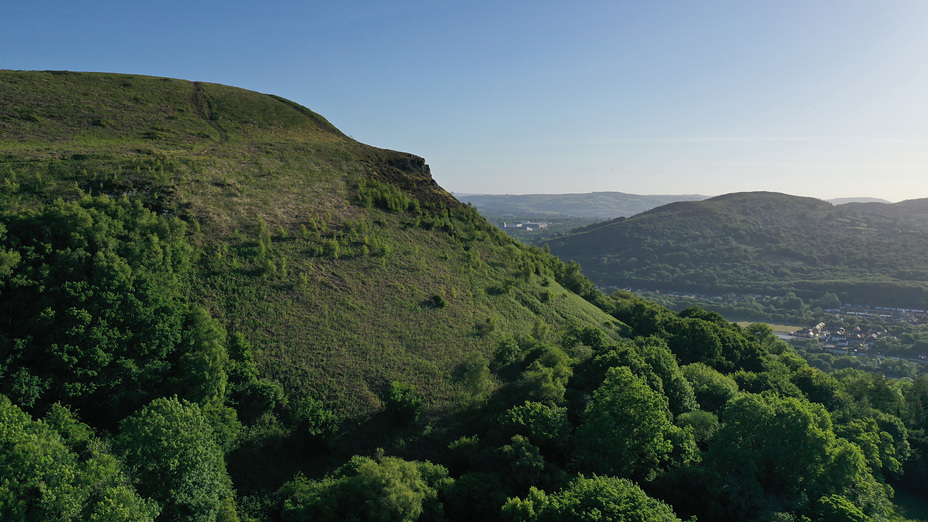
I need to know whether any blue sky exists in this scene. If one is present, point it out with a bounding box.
[3,1,928,201]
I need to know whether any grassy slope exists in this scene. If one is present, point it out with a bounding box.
[0,70,617,417]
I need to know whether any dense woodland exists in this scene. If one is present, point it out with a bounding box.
[2,71,928,521]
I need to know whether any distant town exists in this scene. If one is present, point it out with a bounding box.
[790,303,928,364]
[630,289,928,365]
[501,221,549,231]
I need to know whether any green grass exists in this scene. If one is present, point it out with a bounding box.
[736,321,801,333]
[195,206,617,416]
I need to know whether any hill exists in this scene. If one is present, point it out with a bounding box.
[1,70,617,417]
[456,191,708,219]
[548,191,928,308]
[829,197,892,205]
[841,197,928,225]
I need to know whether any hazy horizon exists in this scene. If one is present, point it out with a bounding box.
[453,191,899,204]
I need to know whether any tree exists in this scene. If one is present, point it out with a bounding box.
[636,338,698,415]
[0,395,159,521]
[0,196,193,426]
[443,472,507,522]
[676,410,719,448]
[502,474,682,521]
[501,401,570,452]
[518,345,572,404]
[574,367,695,480]
[170,306,229,404]
[280,455,453,522]
[385,381,422,426]
[833,411,909,483]
[790,365,843,410]
[115,397,238,521]
[500,435,548,491]
[665,317,724,368]
[458,352,494,404]
[708,393,890,519]
[681,362,738,414]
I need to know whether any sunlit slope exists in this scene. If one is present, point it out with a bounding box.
[0,70,619,415]
[549,191,928,307]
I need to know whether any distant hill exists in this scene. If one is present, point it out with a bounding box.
[828,197,892,205]
[454,191,708,219]
[548,191,928,308]
[841,197,928,224]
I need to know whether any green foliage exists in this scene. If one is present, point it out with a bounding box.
[171,306,230,403]
[707,392,891,519]
[115,397,238,522]
[502,474,682,522]
[501,401,570,450]
[0,195,195,425]
[834,369,905,417]
[500,435,548,491]
[356,178,421,214]
[680,362,738,414]
[574,366,695,480]
[833,410,909,483]
[443,472,508,522]
[385,381,423,426]
[458,352,494,403]
[279,455,452,522]
[676,410,720,448]
[0,395,159,521]
[201,398,243,454]
[636,339,698,415]
[234,379,286,425]
[518,345,573,404]
[6,71,921,522]
[292,395,339,442]
[494,337,521,366]
[814,494,871,522]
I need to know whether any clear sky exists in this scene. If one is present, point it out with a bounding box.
[4,1,928,202]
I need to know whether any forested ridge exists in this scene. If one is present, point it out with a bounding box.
[2,71,927,521]
[548,192,928,309]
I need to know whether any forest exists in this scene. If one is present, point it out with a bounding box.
[2,71,927,521]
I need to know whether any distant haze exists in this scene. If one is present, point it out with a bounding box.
[455,191,708,219]
[828,197,892,205]
[458,191,896,220]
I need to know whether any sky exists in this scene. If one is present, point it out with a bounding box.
[3,1,928,202]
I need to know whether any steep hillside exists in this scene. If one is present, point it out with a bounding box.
[0,70,617,419]
[548,191,928,307]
